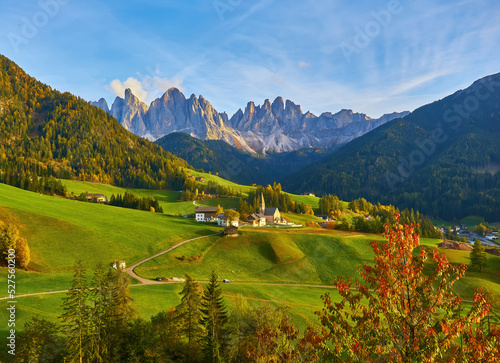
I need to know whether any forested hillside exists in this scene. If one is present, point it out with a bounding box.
[0,55,189,190]
[284,73,500,221]
[156,132,328,185]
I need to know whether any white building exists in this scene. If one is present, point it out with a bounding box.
[217,213,239,227]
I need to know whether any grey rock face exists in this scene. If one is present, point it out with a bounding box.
[90,98,110,113]
[93,88,409,153]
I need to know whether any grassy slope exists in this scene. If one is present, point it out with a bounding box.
[136,230,384,284]
[0,183,220,288]
[62,180,196,215]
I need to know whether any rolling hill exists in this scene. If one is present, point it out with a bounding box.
[283,73,500,221]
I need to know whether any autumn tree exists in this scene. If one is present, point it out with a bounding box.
[0,222,30,269]
[304,215,497,362]
[224,209,240,224]
[470,239,488,273]
[176,274,204,362]
[200,271,228,362]
[147,307,183,360]
[216,204,224,216]
[244,305,304,362]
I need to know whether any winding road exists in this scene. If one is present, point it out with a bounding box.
[126,232,223,284]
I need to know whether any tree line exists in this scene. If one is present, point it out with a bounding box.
[108,191,163,213]
[320,195,443,238]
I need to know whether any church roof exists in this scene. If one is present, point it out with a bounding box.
[264,207,279,216]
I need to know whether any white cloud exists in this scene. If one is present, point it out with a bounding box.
[108,77,148,101]
[106,75,184,104]
[298,61,311,68]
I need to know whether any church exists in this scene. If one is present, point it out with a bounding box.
[259,193,281,224]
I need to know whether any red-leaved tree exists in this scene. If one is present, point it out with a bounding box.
[300,214,500,362]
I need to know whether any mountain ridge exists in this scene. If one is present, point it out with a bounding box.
[92,89,409,153]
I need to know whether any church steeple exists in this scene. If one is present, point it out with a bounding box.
[259,192,265,215]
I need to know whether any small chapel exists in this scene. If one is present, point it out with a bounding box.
[259,193,281,224]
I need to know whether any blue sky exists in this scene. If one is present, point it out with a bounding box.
[1,0,499,118]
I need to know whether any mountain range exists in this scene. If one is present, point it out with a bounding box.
[92,90,409,153]
[283,72,500,220]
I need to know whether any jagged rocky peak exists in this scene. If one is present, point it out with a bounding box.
[90,98,109,113]
[245,101,256,114]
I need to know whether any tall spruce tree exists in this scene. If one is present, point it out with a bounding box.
[89,263,111,362]
[470,239,488,272]
[200,271,228,363]
[176,274,204,362]
[107,266,136,360]
[59,261,91,363]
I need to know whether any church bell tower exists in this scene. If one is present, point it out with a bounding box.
[259,193,265,215]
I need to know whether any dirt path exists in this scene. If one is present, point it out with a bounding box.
[126,232,223,284]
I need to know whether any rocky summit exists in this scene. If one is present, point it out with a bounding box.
[92,89,409,153]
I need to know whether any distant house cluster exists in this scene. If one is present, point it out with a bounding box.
[434,224,467,234]
[486,233,498,240]
[194,207,239,227]
[188,175,206,182]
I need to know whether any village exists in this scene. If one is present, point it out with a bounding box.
[194,193,301,235]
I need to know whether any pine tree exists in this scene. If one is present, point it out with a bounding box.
[107,267,136,360]
[176,274,204,362]
[59,261,91,363]
[89,263,111,362]
[200,271,228,363]
[470,239,488,272]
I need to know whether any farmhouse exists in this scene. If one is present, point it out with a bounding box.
[195,206,218,222]
[259,193,281,224]
[188,175,206,182]
[87,193,107,203]
[248,213,266,227]
[217,213,239,227]
[302,192,316,197]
